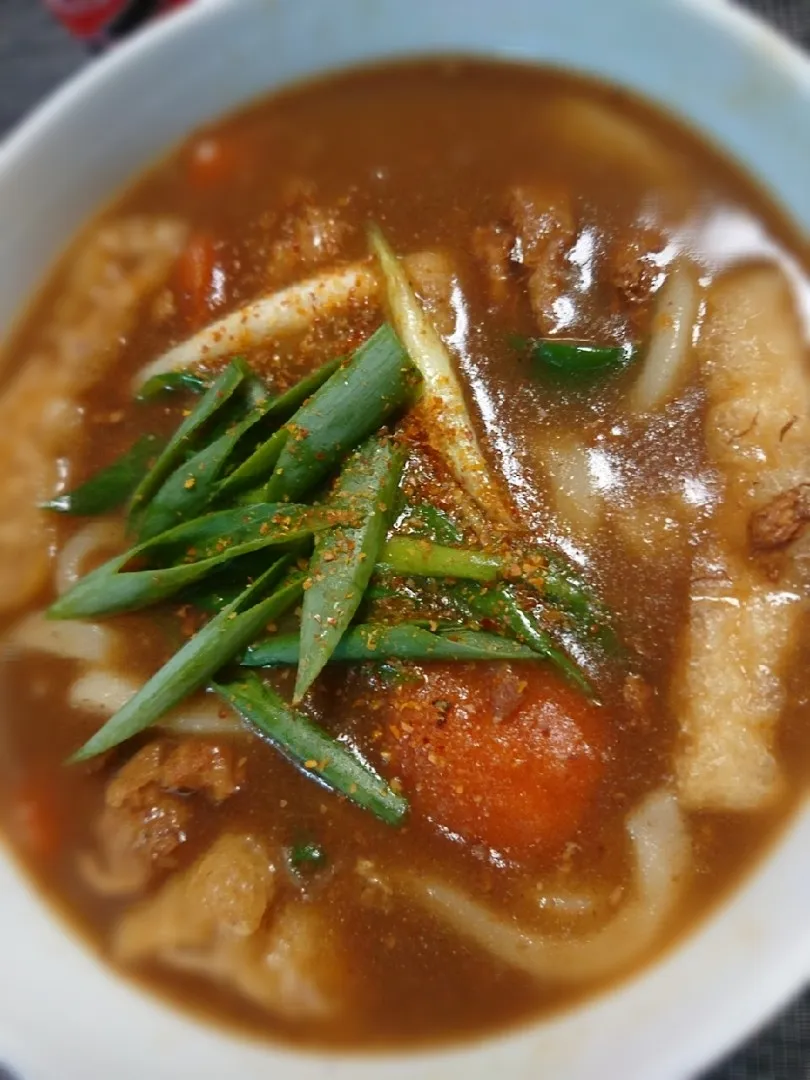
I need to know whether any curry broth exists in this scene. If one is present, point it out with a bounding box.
[0,59,809,1049]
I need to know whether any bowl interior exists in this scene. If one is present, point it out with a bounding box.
[1,1,810,1078]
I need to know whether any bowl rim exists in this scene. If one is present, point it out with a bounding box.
[1,1,810,1078]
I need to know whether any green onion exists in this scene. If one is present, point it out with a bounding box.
[287,840,327,871]
[523,338,637,381]
[218,357,342,497]
[375,536,618,653]
[223,429,288,503]
[370,224,514,528]
[244,623,543,667]
[49,503,338,619]
[378,536,502,581]
[212,671,408,826]
[295,436,404,702]
[42,434,164,516]
[446,582,592,693]
[68,562,304,763]
[128,358,249,527]
[534,548,620,652]
[263,323,418,504]
[136,403,269,541]
[262,357,343,421]
[395,502,465,545]
[373,661,423,687]
[136,371,209,401]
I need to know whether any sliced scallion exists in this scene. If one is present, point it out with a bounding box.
[212,670,408,826]
[244,623,542,667]
[295,436,404,702]
[42,434,163,516]
[263,323,418,504]
[69,561,304,762]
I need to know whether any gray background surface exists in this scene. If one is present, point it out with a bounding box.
[0,0,809,1077]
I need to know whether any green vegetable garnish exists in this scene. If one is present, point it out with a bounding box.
[128,358,250,527]
[244,623,543,667]
[378,536,615,643]
[446,581,592,693]
[212,670,408,826]
[395,502,465,545]
[136,401,269,541]
[68,561,304,762]
[263,323,419,504]
[520,338,637,381]
[136,371,209,401]
[378,536,502,582]
[49,502,336,619]
[370,225,514,527]
[218,356,342,497]
[295,436,404,702]
[42,434,163,516]
[287,840,328,871]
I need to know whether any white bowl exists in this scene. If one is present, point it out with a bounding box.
[1,1,810,1077]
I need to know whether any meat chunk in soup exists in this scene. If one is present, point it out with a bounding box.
[81,740,245,896]
[266,180,352,284]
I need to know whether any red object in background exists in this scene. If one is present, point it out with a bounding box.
[45,0,192,47]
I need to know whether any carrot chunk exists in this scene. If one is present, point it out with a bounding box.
[11,774,61,862]
[173,232,223,327]
[383,662,609,856]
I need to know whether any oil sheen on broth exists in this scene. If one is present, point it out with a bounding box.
[0,60,809,1049]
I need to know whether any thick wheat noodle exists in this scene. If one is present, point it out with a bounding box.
[10,611,114,665]
[55,520,124,596]
[403,790,689,983]
[68,669,244,736]
[628,260,701,413]
[544,437,603,538]
[543,96,688,191]
[135,261,387,387]
[77,852,150,899]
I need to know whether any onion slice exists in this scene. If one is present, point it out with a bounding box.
[369,225,514,528]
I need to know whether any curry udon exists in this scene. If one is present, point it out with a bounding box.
[0,60,809,1048]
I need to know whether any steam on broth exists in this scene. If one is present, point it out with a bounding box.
[0,59,809,1048]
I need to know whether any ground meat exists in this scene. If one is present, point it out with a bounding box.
[749,483,810,551]
[107,739,246,806]
[267,180,351,283]
[507,186,576,266]
[471,223,515,304]
[622,673,655,728]
[489,665,529,723]
[82,740,245,897]
[505,186,577,334]
[93,785,191,891]
[610,226,665,308]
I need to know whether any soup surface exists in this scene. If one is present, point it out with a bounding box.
[1,60,810,1049]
